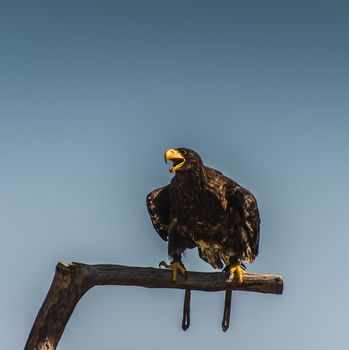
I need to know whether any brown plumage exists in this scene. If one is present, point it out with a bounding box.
[146,147,260,271]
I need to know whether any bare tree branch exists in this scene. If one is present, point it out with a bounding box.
[25,262,283,350]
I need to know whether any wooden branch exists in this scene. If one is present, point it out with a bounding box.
[25,262,283,350]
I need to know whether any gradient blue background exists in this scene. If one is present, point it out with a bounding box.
[1,1,349,349]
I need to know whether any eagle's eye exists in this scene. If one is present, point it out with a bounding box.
[181,150,187,156]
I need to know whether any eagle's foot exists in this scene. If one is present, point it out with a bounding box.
[227,264,245,283]
[159,260,186,281]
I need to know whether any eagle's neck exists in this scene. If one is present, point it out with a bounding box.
[173,168,207,193]
[170,168,215,214]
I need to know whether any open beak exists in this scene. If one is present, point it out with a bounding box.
[164,149,186,173]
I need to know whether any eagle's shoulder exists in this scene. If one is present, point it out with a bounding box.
[204,166,226,188]
[205,165,223,177]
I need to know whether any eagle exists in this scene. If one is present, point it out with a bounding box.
[146,148,260,283]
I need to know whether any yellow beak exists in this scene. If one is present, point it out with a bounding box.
[164,149,186,173]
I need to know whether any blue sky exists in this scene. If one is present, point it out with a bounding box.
[1,1,349,349]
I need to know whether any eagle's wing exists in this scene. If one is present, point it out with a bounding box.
[227,180,260,260]
[146,185,170,241]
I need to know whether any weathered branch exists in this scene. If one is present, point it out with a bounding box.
[25,262,283,350]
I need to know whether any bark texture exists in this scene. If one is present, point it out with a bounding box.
[25,262,283,349]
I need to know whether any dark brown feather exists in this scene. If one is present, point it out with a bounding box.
[146,148,260,269]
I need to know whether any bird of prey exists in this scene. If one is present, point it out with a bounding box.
[146,148,260,284]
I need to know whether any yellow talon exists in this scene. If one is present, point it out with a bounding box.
[171,261,186,281]
[228,265,245,283]
[159,260,187,281]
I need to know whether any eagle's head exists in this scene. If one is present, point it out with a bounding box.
[164,147,203,173]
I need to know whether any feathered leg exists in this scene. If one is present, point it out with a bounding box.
[160,232,188,281]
